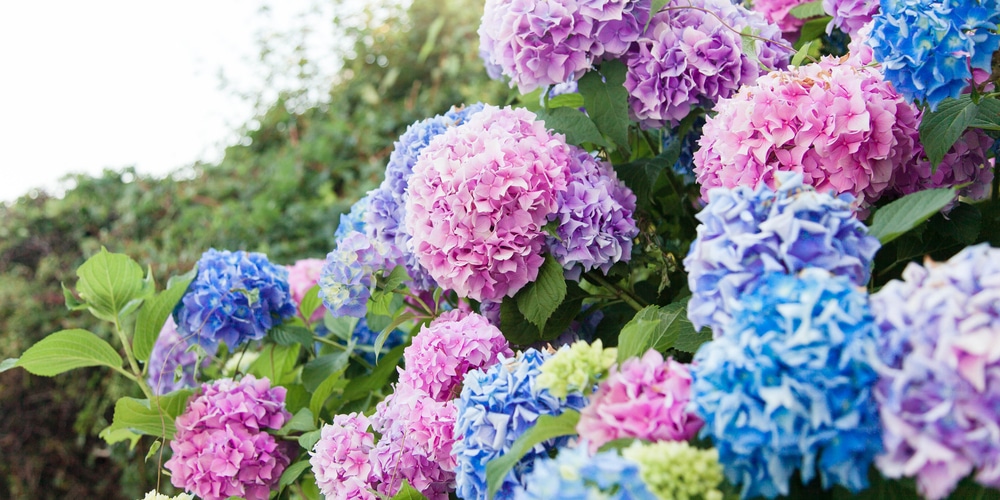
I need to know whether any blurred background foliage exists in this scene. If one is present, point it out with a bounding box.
[0,0,506,497]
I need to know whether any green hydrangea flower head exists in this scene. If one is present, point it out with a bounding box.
[139,491,194,500]
[622,440,724,500]
[536,339,617,398]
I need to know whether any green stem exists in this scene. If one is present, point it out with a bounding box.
[114,318,154,400]
[583,272,647,312]
[313,335,349,351]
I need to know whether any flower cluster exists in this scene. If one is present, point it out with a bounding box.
[577,349,701,452]
[514,445,657,500]
[536,339,616,399]
[823,0,878,34]
[405,105,572,302]
[453,349,588,500]
[174,249,296,350]
[888,128,996,204]
[165,375,291,500]
[693,56,922,211]
[147,316,210,395]
[141,492,194,500]
[690,269,882,499]
[318,231,399,318]
[621,440,725,500]
[398,311,513,401]
[479,0,651,92]
[287,258,325,322]
[867,0,1000,110]
[546,148,638,280]
[310,412,377,500]
[624,0,789,128]
[683,171,880,334]
[751,0,814,36]
[870,244,1000,500]
[334,194,371,241]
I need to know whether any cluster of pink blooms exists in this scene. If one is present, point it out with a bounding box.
[750,0,813,38]
[405,105,572,302]
[286,258,325,322]
[310,413,377,499]
[577,349,702,451]
[165,375,291,500]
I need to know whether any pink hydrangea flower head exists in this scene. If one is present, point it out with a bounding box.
[404,105,572,302]
[577,349,702,452]
[398,312,514,401]
[694,56,921,214]
[165,375,291,500]
[751,0,813,38]
[369,382,458,499]
[845,21,875,66]
[287,258,325,322]
[310,412,377,500]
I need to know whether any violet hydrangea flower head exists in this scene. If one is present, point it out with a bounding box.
[621,440,725,500]
[452,348,588,500]
[318,230,400,318]
[146,316,211,395]
[870,244,1000,500]
[888,128,996,206]
[547,147,638,280]
[287,258,325,323]
[867,0,1000,110]
[689,269,882,499]
[370,381,458,499]
[683,171,880,334]
[823,0,879,34]
[693,56,922,212]
[577,349,702,452]
[310,412,377,500]
[404,105,573,302]
[624,0,790,128]
[165,374,291,500]
[514,445,657,500]
[398,311,513,401]
[479,0,651,93]
[174,249,297,350]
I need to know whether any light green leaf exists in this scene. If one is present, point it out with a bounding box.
[302,351,351,392]
[278,407,317,435]
[279,460,313,491]
[919,96,979,168]
[309,365,349,417]
[298,429,323,451]
[791,40,817,67]
[0,358,18,373]
[98,426,142,449]
[248,344,300,385]
[578,60,631,153]
[516,255,567,332]
[134,273,194,362]
[299,284,324,322]
[486,411,581,499]
[536,107,609,148]
[647,0,669,30]
[868,187,957,244]
[789,0,825,19]
[417,16,445,63]
[617,299,694,363]
[75,247,152,322]
[391,480,427,500]
[545,92,584,110]
[108,396,179,439]
[16,329,123,376]
[144,440,162,462]
[374,311,415,361]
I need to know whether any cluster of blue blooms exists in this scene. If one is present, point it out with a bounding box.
[514,445,656,500]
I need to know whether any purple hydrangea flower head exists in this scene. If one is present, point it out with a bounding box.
[514,445,657,500]
[310,412,377,500]
[624,0,790,128]
[823,0,879,34]
[147,316,212,395]
[871,244,1000,500]
[335,194,372,242]
[405,105,573,302]
[351,317,407,366]
[684,171,880,334]
[690,269,882,499]
[398,311,513,401]
[370,381,459,499]
[888,128,996,207]
[547,148,638,280]
[174,249,297,350]
[318,231,400,318]
[165,375,292,500]
[453,349,589,500]
[867,0,1000,110]
[479,0,651,92]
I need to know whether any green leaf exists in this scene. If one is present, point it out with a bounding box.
[302,351,351,392]
[485,411,581,499]
[299,429,322,451]
[374,311,415,361]
[673,325,714,354]
[417,16,445,63]
[98,426,142,449]
[545,92,584,110]
[969,97,1000,131]
[647,0,668,30]
[381,265,410,293]
[789,0,825,19]
[868,187,957,244]
[279,460,312,491]
[299,284,324,322]
[617,299,694,363]
[500,298,542,345]
[16,329,124,376]
[324,314,358,341]
[134,273,194,362]
[107,391,193,440]
[144,440,162,462]
[342,344,405,403]
[578,60,631,153]
[61,282,87,311]
[516,255,567,332]
[270,324,314,347]
[0,358,18,373]
[928,203,981,245]
[278,407,317,435]
[791,40,817,67]
[795,17,832,49]
[248,344,300,385]
[391,480,427,500]
[535,107,609,147]
[309,365,349,417]
[75,247,152,322]
[740,27,762,70]
[919,96,979,168]
[615,153,673,210]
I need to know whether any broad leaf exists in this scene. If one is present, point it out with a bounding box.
[374,311,415,361]
[299,429,323,451]
[248,344,300,385]
[134,273,194,362]
[391,480,427,500]
[617,299,694,362]
[536,107,609,147]
[98,426,142,449]
[868,187,957,244]
[278,408,317,435]
[790,0,824,18]
[302,351,351,392]
[919,96,979,168]
[16,329,123,376]
[278,460,313,491]
[673,325,714,354]
[341,344,406,403]
[485,411,581,499]
[270,324,314,347]
[545,92,584,110]
[970,97,1000,131]
[516,255,567,332]
[298,284,324,322]
[578,60,631,153]
[75,247,152,322]
[309,365,349,417]
[0,358,18,373]
[107,390,193,440]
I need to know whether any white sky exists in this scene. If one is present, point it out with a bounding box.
[0,0,340,203]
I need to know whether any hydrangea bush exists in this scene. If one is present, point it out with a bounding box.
[5,1,1000,499]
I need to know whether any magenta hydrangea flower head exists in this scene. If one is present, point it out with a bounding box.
[370,381,458,499]
[693,56,921,212]
[287,258,325,323]
[888,128,996,207]
[398,311,513,401]
[823,0,879,34]
[478,0,651,92]
[165,375,291,500]
[310,412,377,500]
[547,148,638,280]
[404,105,573,302]
[870,244,1000,500]
[577,349,702,452]
[174,249,297,350]
[624,0,790,128]
[146,316,211,395]
[683,171,880,334]
[751,0,814,37]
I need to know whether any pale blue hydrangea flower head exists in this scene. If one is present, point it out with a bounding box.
[514,445,656,500]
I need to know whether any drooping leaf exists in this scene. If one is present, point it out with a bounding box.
[485,411,581,499]
[617,299,695,362]
[868,187,957,244]
[106,391,193,440]
[134,273,194,362]
[248,344,301,385]
[16,329,123,377]
[536,107,609,147]
[278,460,313,491]
[374,311,415,361]
[789,0,825,19]
[302,351,351,392]
[516,255,567,332]
[578,60,631,153]
[299,284,324,322]
[919,96,979,168]
[75,247,153,323]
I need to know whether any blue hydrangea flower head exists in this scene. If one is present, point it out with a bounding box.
[174,249,296,350]
[684,171,880,335]
[867,0,1000,110]
[333,194,371,242]
[350,317,406,365]
[513,445,656,500]
[689,268,882,499]
[661,116,706,184]
[453,348,589,500]
[318,230,399,318]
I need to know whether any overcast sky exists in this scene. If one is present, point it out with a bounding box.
[0,0,340,203]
